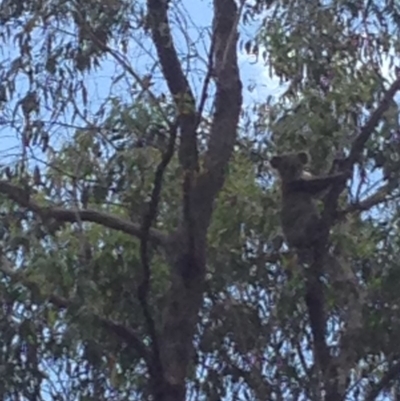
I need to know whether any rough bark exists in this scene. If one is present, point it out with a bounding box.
[145,1,242,400]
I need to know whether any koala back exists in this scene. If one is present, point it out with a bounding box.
[280,190,320,249]
[270,151,323,249]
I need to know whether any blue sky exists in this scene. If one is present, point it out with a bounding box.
[0,0,395,177]
[0,0,285,169]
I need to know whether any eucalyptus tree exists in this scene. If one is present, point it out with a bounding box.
[0,0,399,400]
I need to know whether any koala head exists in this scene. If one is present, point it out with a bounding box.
[270,151,309,181]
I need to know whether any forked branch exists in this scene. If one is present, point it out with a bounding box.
[0,180,168,246]
[146,1,242,399]
[323,76,400,223]
[315,76,400,400]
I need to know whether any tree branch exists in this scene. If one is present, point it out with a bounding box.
[191,0,243,237]
[145,6,200,330]
[340,184,392,215]
[147,0,198,173]
[196,32,216,126]
[203,0,243,179]
[313,77,400,400]
[365,359,400,401]
[348,77,400,166]
[151,1,242,399]
[71,6,170,125]
[138,121,178,385]
[0,255,149,361]
[0,180,168,246]
[324,76,400,225]
[304,255,337,399]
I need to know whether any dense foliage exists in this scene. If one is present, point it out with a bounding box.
[0,0,399,400]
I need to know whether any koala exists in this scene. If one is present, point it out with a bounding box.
[270,151,345,251]
[271,151,356,369]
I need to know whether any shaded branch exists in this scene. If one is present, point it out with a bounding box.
[324,76,400,224]
[348,77,400,166]
[171,0,244,239]
[154,1,243,398]
[0,180,168,246]
[147,0,198,173]
[203,0,243,187]
[146,3,200,310]
[313,77,400,400]
[340,184,392,215]
[365,360,400,401]
[304,256,336,397]
[138,121,178,382]
[196,32,216,126]
[0,255,149,361]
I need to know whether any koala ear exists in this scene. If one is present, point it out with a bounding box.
[298,151,309,164]
[270,156,281,168]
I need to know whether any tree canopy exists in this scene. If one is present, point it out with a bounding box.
[0,0,400,400]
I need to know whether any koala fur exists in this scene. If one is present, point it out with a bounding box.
[270,151,344,251]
